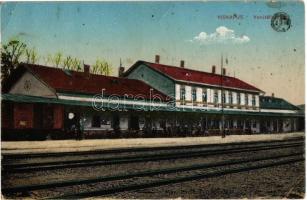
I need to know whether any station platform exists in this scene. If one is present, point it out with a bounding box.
[1,132,304,155]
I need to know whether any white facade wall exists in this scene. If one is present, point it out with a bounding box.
[175,84,260,106]
[248,94,252,106]
[208,88,213,103]
[233,93,236,105]
[173,84,263,113]
[10,71,56,98]
[255,95,259,107]
[240,93,245,106]
[185,86,192,101]
[225,91,229,104]
[175,84,180,100]
[232,92,237,104]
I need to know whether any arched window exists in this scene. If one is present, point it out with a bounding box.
[202,88,207,103]
[180,86,185,101]
[252,95,256,106]
[214,90,218,104]
[229,92,233,104]
[237,93,241,105]
[192,88,197,102]
[245,94,248,105]
[222,92,226,104]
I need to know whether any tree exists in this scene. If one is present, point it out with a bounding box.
[71,58,82,71]
[63,56,82,71]
[25,47,39,64]
[63,56,73,69]
[1,40,27,81]
[52,52,63,68]
[92,59,112,75]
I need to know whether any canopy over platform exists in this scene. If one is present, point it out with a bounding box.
[2,93,303,118]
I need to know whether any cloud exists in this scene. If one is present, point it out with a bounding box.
[191,26,250,45]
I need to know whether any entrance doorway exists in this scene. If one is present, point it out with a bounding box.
[129,115,139,130]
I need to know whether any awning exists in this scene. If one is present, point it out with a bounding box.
[2,93,304,118]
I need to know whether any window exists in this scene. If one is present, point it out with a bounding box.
[252,95,256,106]
[245,94,248,105]
[202,89,207,103]
[229,92,233,104]
[229,120,233,128]
[222,92,226,104]
[92,115,101,127]
[214,90,218,104]
[253,121,257,128]
[180,86,185,101]
[192,88,197,102]
[237,120,243,128]
[237,93,241,105]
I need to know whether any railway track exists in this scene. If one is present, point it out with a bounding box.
[2,138,304,198]
[2,151,304,198]
[57,156,304,199]
[2,139,304,173]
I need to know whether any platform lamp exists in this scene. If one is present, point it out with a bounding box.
[220,54,226,138]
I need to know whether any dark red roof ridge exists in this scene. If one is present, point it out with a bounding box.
[142,60,234,78]
[22,62,135,81]
[21,63,171,101]
[138,60,262,92]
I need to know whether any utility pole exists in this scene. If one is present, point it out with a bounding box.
[220,54,226,138]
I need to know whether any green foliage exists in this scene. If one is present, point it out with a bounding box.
[53,52,63,68]
[63,56,73,69]
[1,39,112,83]
[63,56,82,71]
[25,48,39,64]
[92,59,112,75]
[71,58,82,71]
[1,40,27,81]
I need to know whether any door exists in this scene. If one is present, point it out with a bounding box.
[43,105,54,129]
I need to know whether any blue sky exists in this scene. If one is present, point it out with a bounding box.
[1,1,305,104]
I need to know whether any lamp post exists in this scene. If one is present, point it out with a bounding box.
[220,54,226,138]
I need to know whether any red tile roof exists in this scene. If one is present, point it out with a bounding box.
[143,61,262,92]
[23,64,170,101]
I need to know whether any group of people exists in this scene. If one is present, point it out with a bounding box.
[65,112,84,140]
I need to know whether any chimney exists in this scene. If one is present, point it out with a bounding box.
[155,55,160,64]
[118,66,125,77]
[272,93,274,97]
[180,60,185,68]
[212,65,216,74]
[222,68,226,76]
[83,64,90,76]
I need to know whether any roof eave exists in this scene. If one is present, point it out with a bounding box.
[139,61,263,93]
[22,63,59,98]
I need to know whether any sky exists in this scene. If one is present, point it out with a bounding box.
[1,1,305,105]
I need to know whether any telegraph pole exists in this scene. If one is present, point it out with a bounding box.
[220,54,226,138]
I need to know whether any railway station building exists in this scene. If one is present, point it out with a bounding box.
[1,56,304,140]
